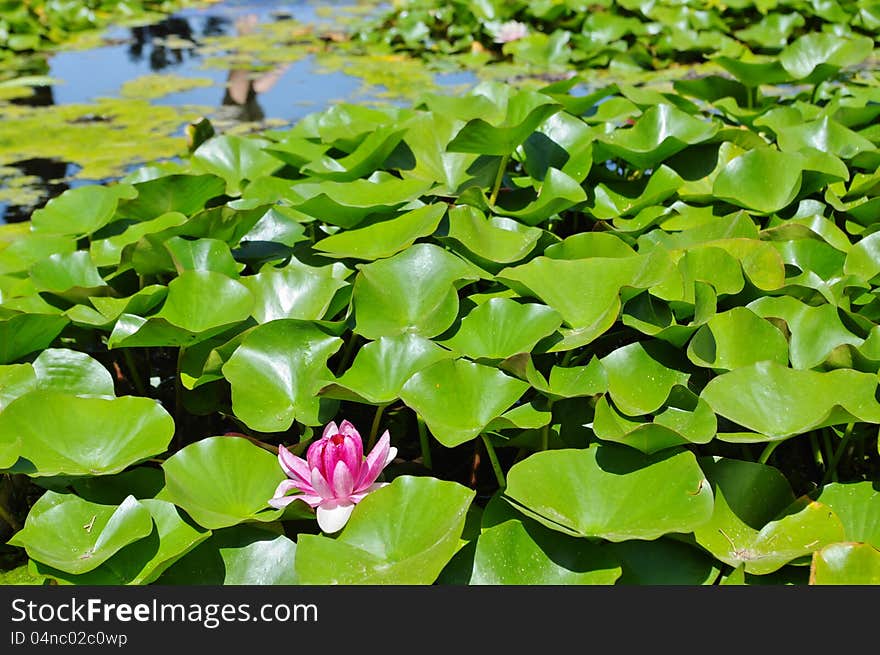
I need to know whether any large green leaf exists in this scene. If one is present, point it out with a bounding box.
[813,482,880,548]
[0,392,174,476]
[497,250,672,350]
[31,348,115,397]
[596,104,718,169]
[504,444,714,541]
[161,436,286,530]
[713,148,803,214]
[295,476,474,584]
[352,243,483,339]
[600,341,689,416]
[0,313,69,364]
[324,333,452,405]
[470,495,621,585]
[443,205,543,265]
[31,499,210,585]
[687,307,790,371]
[242,259,350,323]
[438,298,562,360]
[118,174,226,221]
[190,135,283,196]
[8,492,153,575]
[313,204,447,261]
[222,320,342,431]
[156,525,298,585]
[810,543,880,584]
[30,184,137,237]
[701,362,880,440]
[400,358,530,447]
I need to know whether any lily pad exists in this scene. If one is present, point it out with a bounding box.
[504,444,714,541]
[809,543,880,585]
[160,436,286,530]
[295,476,474,584]
[0,391,174,476]
[400,358,530,447]
[8,492,154,575]
[221,319,342,431]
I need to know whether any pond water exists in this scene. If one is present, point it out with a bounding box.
[0,0,477,223]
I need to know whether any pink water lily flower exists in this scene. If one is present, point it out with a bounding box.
[269,420,397,533]
[493,20,529,44]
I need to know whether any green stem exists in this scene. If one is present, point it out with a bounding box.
[481,433,506,490]
[122,348,147,396]
[821,423,854,486]
[335,334,360,376]
[0,503,20,531]
[758,439,783,465]
[822,429,836,482]
[541,398,555,451]
[366,403,387,451]
[809,432,824,472]
[416,414,432,470]
[174,347,186,450]
[488,153,510,206]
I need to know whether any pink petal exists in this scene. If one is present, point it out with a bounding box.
[321,421,339,440]
[310,467,334,500]
[278,445,311,483]
[316,502,355,533]
[307,438,330,477]
[331,460,355,500]
[336,433,363,474]
[268,481,321,509]
[358,430,393,489]
[349,482,388,504]
[337,420,360,439]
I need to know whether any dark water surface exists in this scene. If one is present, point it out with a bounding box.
[0,0,475,223]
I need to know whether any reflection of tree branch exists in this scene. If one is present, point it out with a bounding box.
[221,14,289,123]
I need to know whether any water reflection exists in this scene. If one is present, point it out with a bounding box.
[127,17,200,71]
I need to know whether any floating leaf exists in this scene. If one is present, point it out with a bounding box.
[325,333,452,405]
[222,320,342,431]
[161,436,286,530]
[8,493,153,575]
[400,358,530,447]
[0,392,174,476]
[31,184,137,237]
[810,543,880,585]
[701,362,880,440]
[242,259,350,323]
[295,476,474,584]
[713,148,803,214]
[504,444,713,541]
[352,243,482,339]
[438,298,562,360]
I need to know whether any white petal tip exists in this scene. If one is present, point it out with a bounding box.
[316,503,356,534]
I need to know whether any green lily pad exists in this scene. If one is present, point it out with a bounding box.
[313,203,447,261]
[163,236,243,277]
[809,543,880,585]
[438,298,562,360]
[400,358,530,447]
[0,313,69,364]
[779,33,874,83]
[498,250,672,350]
[596,103,719,169]
[242,259,350,323]
[813,482,880,548]
[325,333,452,405]
[470,495,622,585]
[32,499,211,586]
[505,444,713,541]
[443,205,543,265]
[687,307,790,371]
[702,361,880,440]
[600,341,689,416]
[8,492,154,575]
[352,243,483,339]
[31,348,115,397]
[29,251,107,300]
[748,295,862,369]
[30,183,137,237]
[0,364,36,411]
[190,135,283,196]
[156,525,299,585]
[446,88,561,155]
[0,391,174,476]
[161,436,286,530]
[222,320,342,431]
[295,476,475,584]
[611,538,721,585]
[713,147,803,214]
[118,174,226,221]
